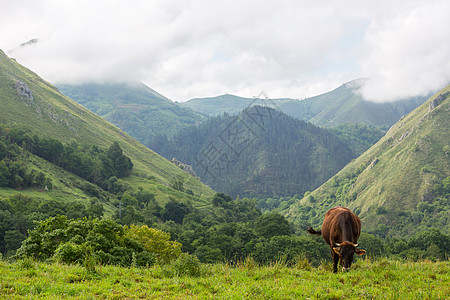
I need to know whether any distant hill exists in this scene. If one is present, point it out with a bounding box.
[182,80,428,128]
[284,86,450,237]
[0,50,214,211]
[154,106,354,198]
[57,82,206,146]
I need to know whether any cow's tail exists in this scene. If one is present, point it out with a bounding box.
[307,226,321,235]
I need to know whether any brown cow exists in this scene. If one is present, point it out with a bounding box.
[307,206,366,272]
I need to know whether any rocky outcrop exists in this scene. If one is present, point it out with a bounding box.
[15,80,33,102]
[172,158,197,178]
[368,158,379,169]
[429,92,449,111]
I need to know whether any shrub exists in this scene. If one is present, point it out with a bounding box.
[15,217,157,268]
[54,242,85,264]
[134,251,156,268]
[171,253,202,277]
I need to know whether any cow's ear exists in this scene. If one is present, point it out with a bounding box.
[333,247,341,255]
[355,249,366,256]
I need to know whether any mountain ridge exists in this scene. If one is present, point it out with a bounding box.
[57,82,207,146]
[182,80,428,128]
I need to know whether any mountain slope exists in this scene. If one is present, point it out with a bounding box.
[154,106,354,198]
[57,82,206,146]
[0,50,214,207]
[284,86,450,237]
[182,80,428,128]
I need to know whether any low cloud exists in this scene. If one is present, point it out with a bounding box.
[358,0,450,102]
[1,1,449,101]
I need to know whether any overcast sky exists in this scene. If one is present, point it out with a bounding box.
[1,0,449,102]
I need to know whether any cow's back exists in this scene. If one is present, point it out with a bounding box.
[321,206,361,246]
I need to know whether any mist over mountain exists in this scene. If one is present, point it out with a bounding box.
[57,82,206,146]
[182,80,429,128]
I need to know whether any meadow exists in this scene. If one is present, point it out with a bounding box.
[0,257,448,299]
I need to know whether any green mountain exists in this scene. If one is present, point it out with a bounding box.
[0,50,214,211]
[153,106,354,198]
[284,86,450,237]
[182,80,428,128]
[57,82,206,146]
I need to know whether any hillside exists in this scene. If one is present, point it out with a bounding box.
[57,82,206,146]
[182,80,427,128]
[284,86,450,237]
[0,49,214,208]
[153,106,353,198]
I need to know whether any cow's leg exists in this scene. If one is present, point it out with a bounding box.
[332,251,339,273]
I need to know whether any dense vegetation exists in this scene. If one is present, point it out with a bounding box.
[0,193,103,256]
[3,189,448,266]
[0,123,133,194]
[152,106,354,198]
[2,204,449,298]
[330,123,387,157]
[14,216,181,267]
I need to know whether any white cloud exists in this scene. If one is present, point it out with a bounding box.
[358,0,450,102]
[0,0,448,101]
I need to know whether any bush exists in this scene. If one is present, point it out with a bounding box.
[54,242,85,264]
[15,217,157,268]
[171,253,202,277]
[133,251,156,268]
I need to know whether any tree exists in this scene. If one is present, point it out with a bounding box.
[0,140,7,160]
[0,160,10,187]
[171,179,185,192]
[107,142,133,177]
[136,188,155,208]
[255,212,291,239]
[212,193,233,208]
[4,229,26,256]
[125,225,181,264]
[161,200,190,224]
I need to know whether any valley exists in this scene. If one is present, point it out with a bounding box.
[0,48,448,299]
[2,1,449,298]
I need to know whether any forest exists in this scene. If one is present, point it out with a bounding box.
[151,106,355,198]
[0,123,133,194]
[1,189,449,266]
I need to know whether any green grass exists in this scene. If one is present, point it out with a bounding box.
[0,258,447,299]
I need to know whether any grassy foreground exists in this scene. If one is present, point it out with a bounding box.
[0,258,448,299]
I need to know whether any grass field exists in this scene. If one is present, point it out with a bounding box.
[0,258,448,299]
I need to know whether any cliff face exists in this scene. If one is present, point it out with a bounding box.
[171,158,197,178]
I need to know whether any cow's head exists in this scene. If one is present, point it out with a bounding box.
[333,241,366,271]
